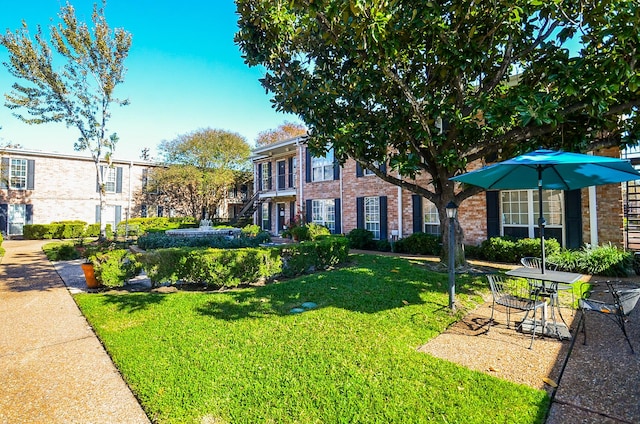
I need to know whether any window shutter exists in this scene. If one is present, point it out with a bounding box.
[564,189,582,249]
[356,197,364,229]
[25,204,33,225]
[412,195,423,233]
[267,162,273,190]
[0,204,7,233]
[0,158,9,189]
[288,157,294,187]
[380,196,388,240]
[257,203,263,228]
[334,198,341,234]
[267,202,272,230]
[115,205,122,224]
[116,167,123,193]
[26,160,35,190]
[333,159,340,180]
[379,162,387,174]
[257,164,263,191]
[305,149,311,182]
[486,191,500,238]
[306,199,312,223]
[289,201,296,223]
[356,162,363,177]
[97,166,103,192]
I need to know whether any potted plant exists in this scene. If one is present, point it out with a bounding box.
[80,257,101,289]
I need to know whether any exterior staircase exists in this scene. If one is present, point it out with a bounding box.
[626,178,640,251]
[231,192,265,226]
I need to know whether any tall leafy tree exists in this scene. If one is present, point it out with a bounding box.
[1,1,131,238]
[236,0,640,263]
[150,128,252,220]
[255,120,307,146]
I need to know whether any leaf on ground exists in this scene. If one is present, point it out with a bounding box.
[543,377,558,388]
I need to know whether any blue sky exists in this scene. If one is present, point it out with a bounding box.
[0,1,299,160]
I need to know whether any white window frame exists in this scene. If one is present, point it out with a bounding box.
[8,204,26,235]
[104,167,117,193]
[501,189,564,237]
[363,161,380,176]
[261,202,270,231]
[364,196,381,239]
[423,199,440,235]
[311,199,335,232]
[311,149,334,182]
[10,158,27,190]
[261,163,271,191]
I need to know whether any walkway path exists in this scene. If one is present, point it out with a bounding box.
[0,240,149,423]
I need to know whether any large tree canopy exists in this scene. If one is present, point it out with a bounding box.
[255,120,308,146]
[235,0,640,250]
[1,1,131,238]
[149,128,252,220]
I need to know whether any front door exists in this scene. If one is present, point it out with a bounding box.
[277,203,286,233]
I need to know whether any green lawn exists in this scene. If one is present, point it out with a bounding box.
[74,254,549,424]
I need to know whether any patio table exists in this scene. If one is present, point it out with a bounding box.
[506,267,583,340]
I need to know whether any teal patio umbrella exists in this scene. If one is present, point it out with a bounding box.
[451,149,640,272]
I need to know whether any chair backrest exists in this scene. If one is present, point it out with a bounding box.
[521,257,542,269]
[615,287,640,317]
[487,274,533,302]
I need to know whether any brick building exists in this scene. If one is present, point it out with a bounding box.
[252,138,627,249]
[0,148,156,237]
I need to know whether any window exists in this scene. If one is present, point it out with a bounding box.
[423,200,440,235]
[10,159,27,189]
[363,161,380,176]
[501,189,563,240]
[311,199,335,232]
[311,149,334,182]
[261,163,271,190]
[261,203,270,231]
[104,167,117,193]
[8,204,26,235]
[364,196,381,239]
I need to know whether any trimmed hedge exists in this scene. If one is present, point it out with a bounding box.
[90,249,143,287]
[137,236,350,288]
[395,233,442,256]
[475,236,561,263]
[137,231,271,250]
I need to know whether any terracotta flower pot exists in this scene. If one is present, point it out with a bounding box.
[81,263,101,289]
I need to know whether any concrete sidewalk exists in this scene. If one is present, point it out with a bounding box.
[0,240,149,424]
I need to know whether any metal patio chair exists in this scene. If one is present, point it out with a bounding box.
[521,256,575,313]
[579,281,640,354]
[487,274,548,349]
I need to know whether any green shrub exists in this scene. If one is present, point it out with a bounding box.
[479,237,517,263]
[42,242,81,261]
[514,237,561,259]
[346,228,375,249]
[307,223,331,240]
[91,249,143,287]
[136,231,271,250]
[85,224,101,237]
[279,237,350,277]
[550,243,633,277]
[241,224,261,237]
[0,231,3,246]
[395,233,442,255]
[137,248,188,286]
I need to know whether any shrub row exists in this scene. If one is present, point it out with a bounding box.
[136,230,271,250]
[115,217,197,236]
[346,229,439,255]
[550,243,633,277]
[24,221,102,239]
[91,249,144,287]
[137,237,350,288]
[468,236,561,263]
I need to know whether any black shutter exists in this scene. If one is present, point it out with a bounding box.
[290,201,296,223]
[379,161,387,174]
[356,162,363,177]
[26,160,35,190]
[305,149,312,182]
[486,191,500,238]
[267,162,273,190]
[0,158,9,189]
[257,164,263,191]
[334,198,341,234]
[564,189,583,249]
[379,196,388,240]
[288,157,294,187]
[306,199,312,223]
[0,204,7,233]
[412,194,423,233]
[356,197,364,229]
[116,167,123,193]
[25,204,33,225]
[333,158,340,180]
[257,203,263,229]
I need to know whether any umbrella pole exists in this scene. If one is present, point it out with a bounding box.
[538,166,546,274]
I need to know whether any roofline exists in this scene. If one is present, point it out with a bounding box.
[251,135,307,156]
[0,147,158,166]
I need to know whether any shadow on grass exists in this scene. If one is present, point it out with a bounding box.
[98,292,168,313]
[196,254,487,321]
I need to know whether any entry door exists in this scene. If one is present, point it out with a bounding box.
[277,203,286,232]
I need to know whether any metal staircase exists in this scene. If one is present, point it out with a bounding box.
[231,192,265,226]
[626,178,640,250]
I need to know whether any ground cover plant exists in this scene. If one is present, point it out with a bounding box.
[74,254,549,423]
